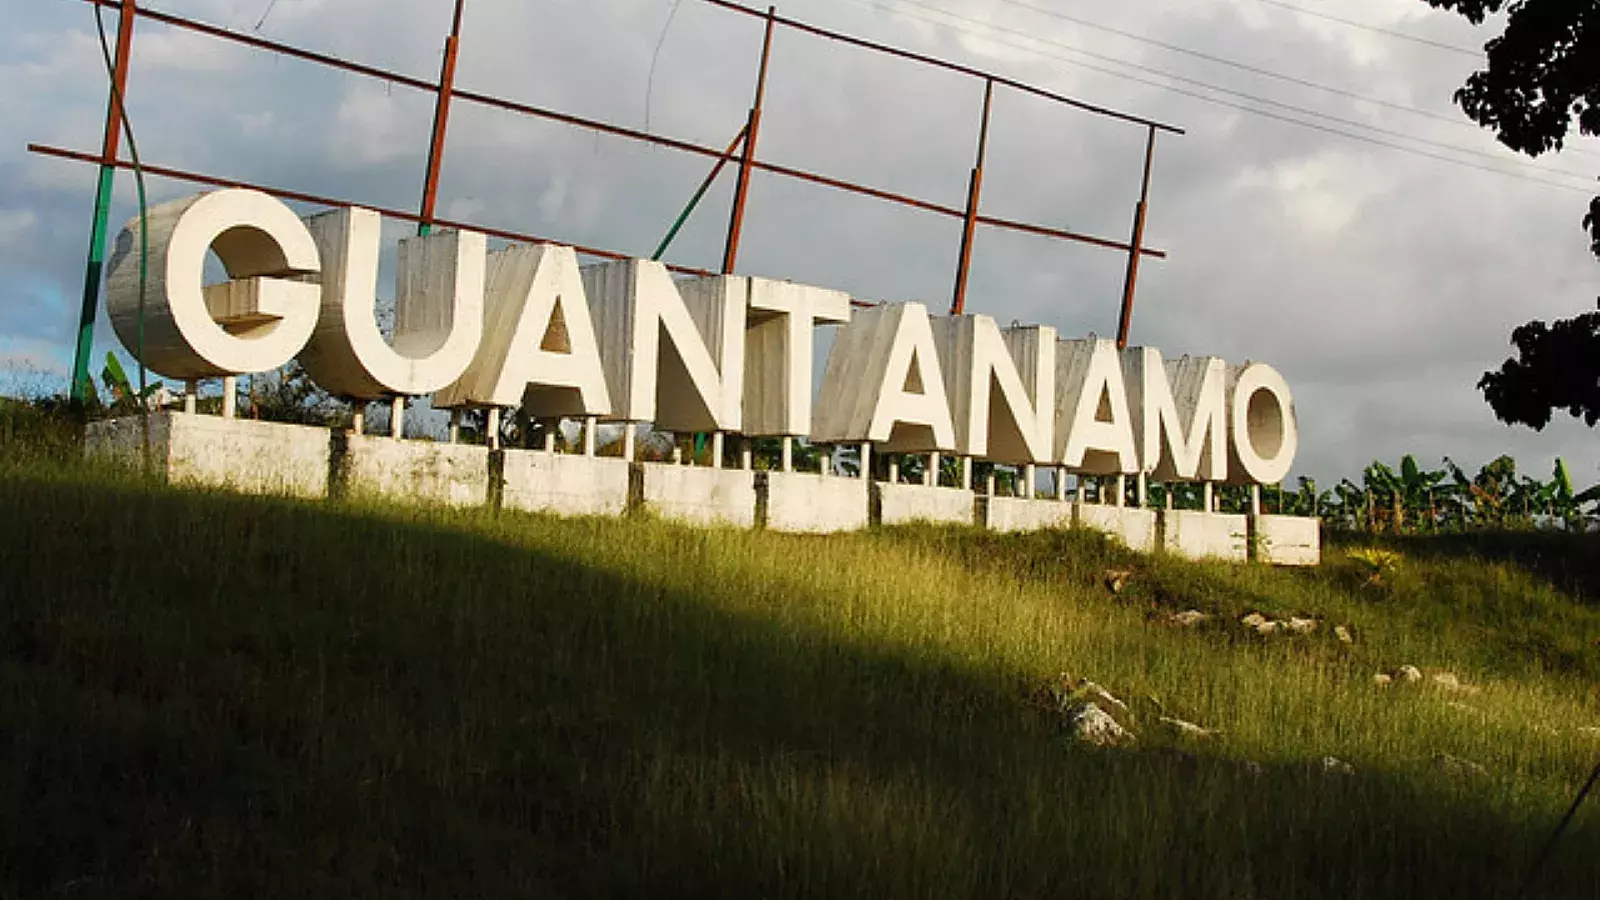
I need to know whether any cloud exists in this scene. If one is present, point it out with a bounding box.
[1,0,1597,488]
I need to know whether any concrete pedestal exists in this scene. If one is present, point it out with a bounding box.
[1077,504,1158,551]
[1255,514,1321,566]
[984,496,1075,533]
[1161,509,1249,562]
[343,436,489,507]
[86,411,330,498]
[762,472,869,533]
[501,450,630,517]
[637,463,757,527]
[873,482,975,527]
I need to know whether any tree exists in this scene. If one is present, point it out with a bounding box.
[1423,1,1600,426]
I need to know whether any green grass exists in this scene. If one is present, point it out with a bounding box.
[2,438,1599,898]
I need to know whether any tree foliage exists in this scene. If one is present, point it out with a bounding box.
[1424,1,1600,426]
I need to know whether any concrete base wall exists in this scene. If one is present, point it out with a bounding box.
[985,496,1075,533]
[1162,509,1249,562]
[502,450,630,517]
[875,483,975,527]
[1256,514,1321,566]
[638,463,757,527]
[1078,504,1158,552]
[763,472,870,533]
[344,436,489,507]
[87,412,330,498]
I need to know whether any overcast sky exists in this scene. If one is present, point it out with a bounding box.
[2,0,1598,487]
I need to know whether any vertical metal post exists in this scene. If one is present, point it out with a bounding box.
[70,0,137,403]
[722,5,776,274]
[1115,125,1156,349]
[950,77,994,317]
[418,0,466,236]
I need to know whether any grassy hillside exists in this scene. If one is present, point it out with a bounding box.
[2,436,1599,898]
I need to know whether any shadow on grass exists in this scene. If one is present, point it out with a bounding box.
[0,476,1594,899]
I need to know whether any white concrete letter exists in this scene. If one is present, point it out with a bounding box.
[298,207,486,399]
[934,316,1056,463]
[813,302,955,451]
[1228,362,1298,484]
[106,189,320,378]
[433,243,612,417]
[584,260,745,432]
[743,278,851,436]
[1123,349,1227,481]
[1056,338,1139,474]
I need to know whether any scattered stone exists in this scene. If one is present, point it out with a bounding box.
[1530,723,1559,737]
[1170,609,1211,627]
[1443,701,1480,715]
[1432,753,1488,778]
[1578,726,1600,739]
[1079,680,1130,716]
[1104,568,1133,594]
[1431,672,1461,690]
[1395,665,1424,684]
[1235,759,1265,777]
[1334,625,1354,645]
[1254,620,1282,636]
[1320,756,1355,776]
[1373,673,1394,687]
[1241,612,1269,628]
[1285,617,1320,635]
[1159,715,1218,740]
[1066,702,1136,747]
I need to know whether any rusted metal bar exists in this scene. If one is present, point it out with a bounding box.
[29,143,720,277]
[418,0,466,236]
[654,125,748,260]
[1115,125,1157,349]
[71,0,1167,259]
[696,0,1184,135]
[70,0,137,404]
[722,5,777,274]
[950,77,993,317]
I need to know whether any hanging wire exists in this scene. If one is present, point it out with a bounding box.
[93,3,151,436]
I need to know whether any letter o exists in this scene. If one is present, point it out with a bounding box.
[107,189,321,379]
[1229,363,1297,484]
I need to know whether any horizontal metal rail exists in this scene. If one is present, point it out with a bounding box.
[75,0,1166,260]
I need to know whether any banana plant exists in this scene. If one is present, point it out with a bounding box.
[100,351,163,415]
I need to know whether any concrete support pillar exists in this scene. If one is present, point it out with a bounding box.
[1165,484,1174,510]
[961,457,973,491]
[926,452,940,487]
[352,405,365,436]
[1203,481,1215,513]
[486,407,502,451]
[221,376,237,419]
[1115,474,1126,508]
[1250,484,1261,516]
[1137,473,1148,508]
[390,397,405,440]
[985,473,996,497]
[741,437,754,470]
[711,432,725,469]
[888,456,900,485]
[183,379,197,415]
[1024,464,1036,499]
[861,443,872,480]
[448,409,461,444]
[1074,477,1085,505]
[1055,467,1067,502]
[821,446,833,477]
[781,436,793,473]
[583,416,597,457]
[543,420,556,453]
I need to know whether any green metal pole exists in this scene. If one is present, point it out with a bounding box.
[70,0,137,405]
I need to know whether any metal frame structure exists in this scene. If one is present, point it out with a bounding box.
[40,0,1184,400]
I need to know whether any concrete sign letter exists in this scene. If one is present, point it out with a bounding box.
[1057,338,1139,474]
[585,260,745,432]
[1228,362,1298,484]
[1124,349,1227,481]
[433,243,612,417]
[935,316,1056,463]
[814,302,956,451]
[743,278,851,436]
[106,189,320,378]
[298,207,486,398]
